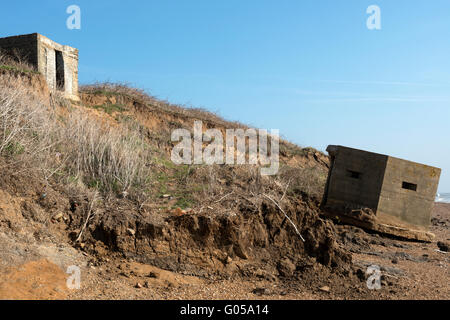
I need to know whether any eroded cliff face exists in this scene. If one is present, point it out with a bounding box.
[0,72,360,299]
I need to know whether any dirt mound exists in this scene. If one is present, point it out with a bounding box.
[0,259,69,300]
[74,193,352,283]
[60,84,354,284]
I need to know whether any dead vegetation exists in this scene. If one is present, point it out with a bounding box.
[0,63,330,216]
[0,69,329,232]
[80,82,250,129]
[0,70,355,295]
[0,74,153,203]
[78,82,329,210]
[0,49,38,74]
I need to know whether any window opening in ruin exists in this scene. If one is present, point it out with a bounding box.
[346,170,361,179]
[402,181,417,191]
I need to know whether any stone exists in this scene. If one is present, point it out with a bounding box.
[437,241,449,252]
[52,213,63,221]
[252,287,269,296]
[277,258,296,277]
[319,286,330,293]
[172,207,186,216]
[356,268,366,281]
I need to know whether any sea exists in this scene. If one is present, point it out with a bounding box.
[436,193,450,203]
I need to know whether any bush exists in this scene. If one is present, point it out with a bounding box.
[60,111,150,194]
[0,74,152,197]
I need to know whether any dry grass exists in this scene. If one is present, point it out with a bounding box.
[0,73,328,218]
[79,82,329,212]
[60,111,151,194]
[80,82,247,129]
[80,82,324,158]
[0,74,54,164]
[0,73,153,199]
[0,49,38,74]
[183,163,327,215]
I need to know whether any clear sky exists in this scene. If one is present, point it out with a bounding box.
[1,0,449,191]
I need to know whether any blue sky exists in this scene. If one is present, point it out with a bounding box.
[1,0,449,191]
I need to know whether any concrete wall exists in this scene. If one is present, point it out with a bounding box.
[0,33,39,66]
[324,145,387,211]
[37,34,79,101]
[324,145,441,231]
[0,33,79,101]
[377,157,441,229]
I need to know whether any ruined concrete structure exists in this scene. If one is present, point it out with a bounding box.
[0,33,79,100]
[322,145,441,241]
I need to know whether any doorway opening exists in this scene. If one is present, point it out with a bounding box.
[55,50,65,91]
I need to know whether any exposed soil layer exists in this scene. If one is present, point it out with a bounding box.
[79,195,352,279]
[0,162,358,298]
[0,259,69,300]
[68,203,450,300]
[1,162,448,299]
